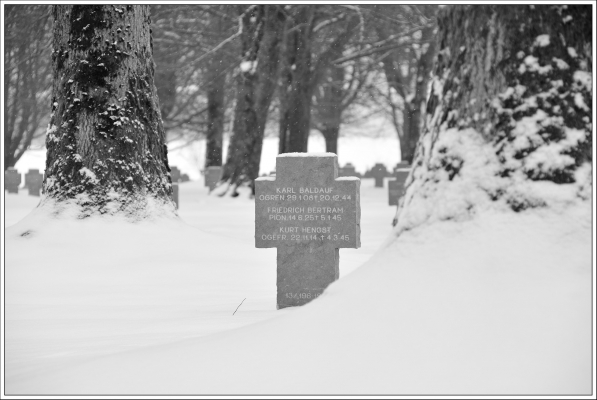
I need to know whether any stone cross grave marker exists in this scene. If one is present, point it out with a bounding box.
[388,163,411,205]
[255,153,360,309]
[171,166,180,209]
[393,161,410,175]
[339,163,357,177]
[204,166,222,191]
[5,168,21,194]
[25,169,43,197]
[370,163,388,188]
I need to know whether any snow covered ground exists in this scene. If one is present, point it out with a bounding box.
[3,175,593,395]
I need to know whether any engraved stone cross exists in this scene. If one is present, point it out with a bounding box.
[25,169,43,197]
[255,153,360,309]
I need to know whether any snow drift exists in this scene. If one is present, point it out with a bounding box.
[4,182,592,395]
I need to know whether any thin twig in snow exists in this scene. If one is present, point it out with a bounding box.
[233,298,247,315]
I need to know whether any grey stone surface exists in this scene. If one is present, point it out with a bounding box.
[388,166,411,206]
[5,168,21,194]
[370,163,388,188]
[339,163,358,177]
[255,154,360,309]
[204,166,222,191]
[25,169,43,197]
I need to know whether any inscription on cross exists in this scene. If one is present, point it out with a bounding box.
[255,153,360,309]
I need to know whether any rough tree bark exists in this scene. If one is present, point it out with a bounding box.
[43,5,174,218]
[220,5,286,195]
[395,5,592,230]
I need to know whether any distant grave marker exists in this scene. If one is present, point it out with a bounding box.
[339,163,357,177]
[388,164,411,206]
[171,166,180,209]
[5,168,21,194]
[255,153,361,309]
[204,166,222,192]
[25,169,43,197]
[370,163,388,188]
[392,161,410,176]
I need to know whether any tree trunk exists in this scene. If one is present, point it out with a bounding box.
[205,55,226,168]
[313,45,344,155]
[404,24,437,164]
[44,5,174,218]
[322,126,339,154]
[155,67,176,123]
[278,7,315,154]
[221,5,285,195]
[395,5,592,230]
[375,6,437,165]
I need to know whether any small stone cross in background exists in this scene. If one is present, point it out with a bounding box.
[5,168,21,194]
[370,163,388,188]
[25,169,43,197]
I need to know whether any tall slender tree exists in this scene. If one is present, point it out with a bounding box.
[4,5,52,170]
[219,5,286,195]
[43,5,174,218]
[203,6,235,168]
[278,6,360,154]
[278,6,316,154]
[373,4,438,164]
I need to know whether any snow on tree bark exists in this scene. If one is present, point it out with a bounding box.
[44,5,174,218]
[395,5,592,231]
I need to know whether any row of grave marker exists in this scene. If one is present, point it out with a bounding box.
[170,166,222,209]
[4,168,44,196]
[6,157,407,311]
[5,163,408,207]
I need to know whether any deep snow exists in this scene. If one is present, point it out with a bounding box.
[3,175,593,395]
